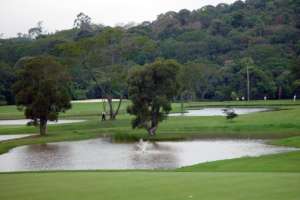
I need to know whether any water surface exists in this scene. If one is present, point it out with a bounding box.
[0,119,86,126]
[0,134,35,142]
[170,107,270,117]
[0,138,295,172]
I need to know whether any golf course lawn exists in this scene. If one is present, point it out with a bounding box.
[0,100,299,200]
[0,172,299,200]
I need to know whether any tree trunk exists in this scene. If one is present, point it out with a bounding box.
[148,106,159,136]
[39,119,47,136]
[201,90,207,100]
[113,96,123,119]
[147,126,157,136]
[107,96,114,120]
[278,86,282,99]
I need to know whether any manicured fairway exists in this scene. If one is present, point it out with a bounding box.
[0,172,299,200]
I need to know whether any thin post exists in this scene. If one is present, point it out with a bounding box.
[247,66,250,101]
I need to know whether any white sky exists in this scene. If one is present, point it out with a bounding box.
[0,0,236,38]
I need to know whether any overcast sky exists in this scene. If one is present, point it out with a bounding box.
[0,0,236,38]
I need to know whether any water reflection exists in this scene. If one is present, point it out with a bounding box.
[131,142,179,169]
[0,138,296,172]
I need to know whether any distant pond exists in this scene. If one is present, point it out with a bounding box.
[0,138,295,172]
[169,107,271,117]
[0,119,86,126]
[0,134,35,142]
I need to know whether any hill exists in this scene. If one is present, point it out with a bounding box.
[0,0,299,104]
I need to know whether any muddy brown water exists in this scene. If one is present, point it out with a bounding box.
[0,138,295,172]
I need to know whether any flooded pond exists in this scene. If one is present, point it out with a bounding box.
[0,119,86,126]
[0,134,35,142]
[0,138,295,172]
[170,107,271,117]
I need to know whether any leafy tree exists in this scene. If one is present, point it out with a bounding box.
[12,56,71,136]
[0,62,15,104]
[28,21,44,39]
[0,0,299,102]
[127,59,180,135]
[177,9,191,25]
[291,58,300,94]
[179,61,218,100]
[58,29,127,120]
[73,12,94,40]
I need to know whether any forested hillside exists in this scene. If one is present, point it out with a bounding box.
[0,0,299,104]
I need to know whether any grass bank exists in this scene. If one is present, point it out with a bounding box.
[179,136,300,172]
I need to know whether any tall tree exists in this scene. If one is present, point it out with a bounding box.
[13,56,71,136]
[58,30,126,120]
[28,21,44,39]
[0,62,15,104]
[73,12,94,40]
[291,58,300,94]
[127,59,180,135]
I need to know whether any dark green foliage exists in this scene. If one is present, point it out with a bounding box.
[0,62,15,104]
[12,56,71,135]
[127,59,180,135]
[0,0,299,102]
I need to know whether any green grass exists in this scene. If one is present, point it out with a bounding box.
[1,100,300,200]
[0,101,131,120]
[179,151,300,172]
[0,172,299,200]
[271,136,300,148]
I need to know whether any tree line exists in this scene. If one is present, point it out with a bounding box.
[1,0,300,105]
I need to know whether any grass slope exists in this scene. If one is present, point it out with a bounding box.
[179,151,300,172]
[179,136,300,172]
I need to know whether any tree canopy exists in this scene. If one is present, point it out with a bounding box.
[0,0,299,103]
[12,56,71,135]
[127,59,180,135]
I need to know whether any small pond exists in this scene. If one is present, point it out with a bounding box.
[170,107,271,117]
[0,119,86,126]
[0,138,295,172]
[0,134,35,142]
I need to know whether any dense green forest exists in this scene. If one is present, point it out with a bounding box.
[0,0,300,105]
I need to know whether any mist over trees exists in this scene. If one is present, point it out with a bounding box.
[0,0,300,105]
